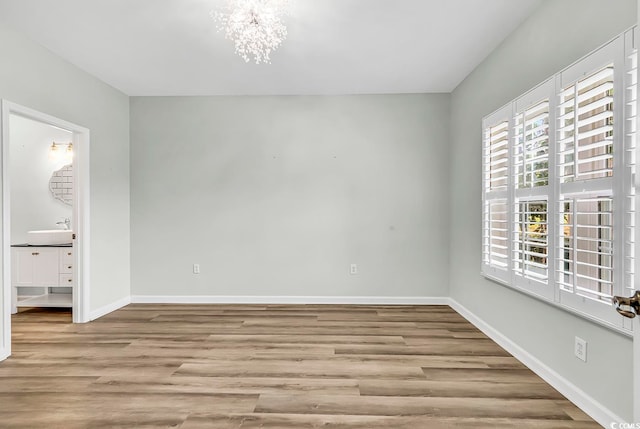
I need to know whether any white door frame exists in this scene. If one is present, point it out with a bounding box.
[635,315,639,421]
[0,100,90,360]
[635,6,640,422]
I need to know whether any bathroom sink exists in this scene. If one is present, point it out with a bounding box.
[26,230,73,246]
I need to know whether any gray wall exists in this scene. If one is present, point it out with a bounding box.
[449,0,636,420]
[10,115,73,244]
[0,22,131,315]
[130,94,449,299]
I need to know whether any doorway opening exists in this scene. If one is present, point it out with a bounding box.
[1,100,90,360]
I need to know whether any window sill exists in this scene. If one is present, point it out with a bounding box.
[481,272,633,338]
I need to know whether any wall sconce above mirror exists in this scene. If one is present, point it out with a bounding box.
[49,141,73,164]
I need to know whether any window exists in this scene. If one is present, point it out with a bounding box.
[511,80,554,299]
[514,100,550,189]
[482,113,510,283]
[483,198,508,270]
[481,29,636,330]
[513,199,548,282]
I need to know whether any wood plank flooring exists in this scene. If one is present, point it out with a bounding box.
[0,304,600,428]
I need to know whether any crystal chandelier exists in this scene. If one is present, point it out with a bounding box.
[212,0,289,64]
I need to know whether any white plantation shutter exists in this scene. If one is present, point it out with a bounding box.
[558,65,614,184]
[481,29,636,330]
[624,30,637,331]
[514,100,550,189]
[482,106,511,282]
[486,120,509,192]
[555,37,629,325]
[558,195,614,298]
[510,80,555,298]
[513,199,548,280]
[483,198,508,268]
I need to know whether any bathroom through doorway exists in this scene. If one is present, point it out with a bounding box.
[0,100,90,360]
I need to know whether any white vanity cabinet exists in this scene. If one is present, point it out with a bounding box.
[11,246,73,310]
[12,247,59,287]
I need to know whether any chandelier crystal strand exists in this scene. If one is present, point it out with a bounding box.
[213,0,289,64]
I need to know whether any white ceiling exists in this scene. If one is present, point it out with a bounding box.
[0,0,542,96]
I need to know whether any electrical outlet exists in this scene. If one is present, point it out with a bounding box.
[193,263,200,274]
[574,336,587,362]
[350,264,358,275]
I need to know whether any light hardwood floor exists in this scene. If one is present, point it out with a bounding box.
[0,304,599,428]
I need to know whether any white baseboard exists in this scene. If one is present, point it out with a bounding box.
[0,347,9,362]
[89,295,131,321]
[448,298,625,428]
[130,295,449,305]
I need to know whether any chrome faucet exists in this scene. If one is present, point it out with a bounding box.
[56,218,71,230]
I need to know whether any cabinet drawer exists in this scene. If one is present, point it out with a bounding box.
[60,262,73,274]
[60,249,73,273]
[59,274,74,287]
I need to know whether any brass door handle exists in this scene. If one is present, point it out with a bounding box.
[613,291,640,319]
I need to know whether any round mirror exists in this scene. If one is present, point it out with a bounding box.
[49,164,73,206]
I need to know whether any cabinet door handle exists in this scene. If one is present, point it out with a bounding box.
[67,265,72,269]
[67,252,72,256]
[32,252,39,256]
